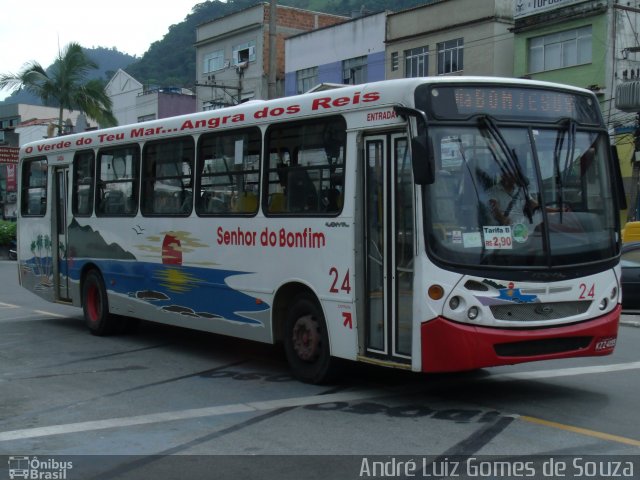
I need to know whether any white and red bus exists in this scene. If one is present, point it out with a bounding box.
[17,77,624,383]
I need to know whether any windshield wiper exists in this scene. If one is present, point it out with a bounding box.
[476,114,534,222]
[554,117,577,219]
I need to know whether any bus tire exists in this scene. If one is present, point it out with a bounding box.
[284,293,336,384]
[82,270,118,336]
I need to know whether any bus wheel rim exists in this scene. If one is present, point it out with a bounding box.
[87,284,100,323]
[292,314,320,362]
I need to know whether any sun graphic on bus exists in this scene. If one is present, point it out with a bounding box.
[154,266,201,293]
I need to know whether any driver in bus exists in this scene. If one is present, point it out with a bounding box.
[488,170,539,226]
[488,170,571,227]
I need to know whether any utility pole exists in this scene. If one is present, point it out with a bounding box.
[268,0,277,99]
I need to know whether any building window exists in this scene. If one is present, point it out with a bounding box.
[137,114,156,122]
[528,26,592,73]
[343,56,368,85]
[405,46,428,78]
[296,67,318,94]
[204,49,225,73]
[232,40,256,65]
[437,38,463,75]
[391,52,399,71]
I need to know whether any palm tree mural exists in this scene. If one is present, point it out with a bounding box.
[0,42,117,134]
[29,234,53,283]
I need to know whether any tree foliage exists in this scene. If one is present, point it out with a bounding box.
[0,43,118,133]
[0,221,16,246]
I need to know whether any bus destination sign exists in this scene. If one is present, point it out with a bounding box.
[425,85,600,124]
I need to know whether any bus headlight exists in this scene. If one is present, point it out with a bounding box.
[449,296,460,310]
[598,298,608,311]
[467,306,479,320]
[610,287,618,301]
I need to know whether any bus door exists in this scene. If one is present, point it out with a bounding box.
[53,166,70,301]
[363,133,414,363]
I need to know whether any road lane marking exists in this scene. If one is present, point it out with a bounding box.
[0,309,77,322]
[0,389,396,442]
[488,361,640,448]
[0,315,58,322]
[488,361,640,381]
[520,415,640,447]
[33,310,67,318]
[1,362,639,444]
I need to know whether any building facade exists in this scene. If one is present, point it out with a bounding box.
[284,11,387,96]
[513,1,609,103]
[386,0,514,79]
[135,87,196,123]
[0,104,83,219]
[105,69,144,127]
[512,0,640,221]
[194,2,347,110]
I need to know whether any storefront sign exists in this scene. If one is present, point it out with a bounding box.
[514,0,592,19]
[0,146,19,164]
[6,164,16,191]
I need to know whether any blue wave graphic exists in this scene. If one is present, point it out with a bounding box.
[68,259,269,325]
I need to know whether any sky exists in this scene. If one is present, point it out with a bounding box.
[0,0,201,100]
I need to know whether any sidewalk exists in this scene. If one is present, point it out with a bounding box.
[621,314,640,327]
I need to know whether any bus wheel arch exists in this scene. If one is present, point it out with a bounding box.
[274,284,336,384]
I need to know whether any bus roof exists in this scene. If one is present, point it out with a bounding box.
[19,77,596,159]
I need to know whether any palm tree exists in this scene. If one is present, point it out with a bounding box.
[0,42,117,135]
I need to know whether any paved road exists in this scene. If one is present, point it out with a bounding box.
[0,260,638,479]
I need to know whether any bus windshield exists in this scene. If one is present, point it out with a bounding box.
[422,116,617,269]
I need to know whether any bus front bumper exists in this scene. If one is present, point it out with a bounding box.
[420,305,620,373]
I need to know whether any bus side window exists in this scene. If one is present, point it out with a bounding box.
[72,150,95,216]
[95,145,140,217]
[196,127,260,216]
[21,158,48,217]
[141,137,194,217]
[264,116,345,216]
[287,166,317,212]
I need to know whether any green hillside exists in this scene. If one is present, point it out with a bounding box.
[126,0,434,89]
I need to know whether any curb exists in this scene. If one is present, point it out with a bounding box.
[620,317,640,328]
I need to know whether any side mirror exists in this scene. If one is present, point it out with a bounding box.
[395,105,435,185]
[411,136,435,185]
[610,145,627,211]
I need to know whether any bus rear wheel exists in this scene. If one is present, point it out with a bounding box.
[82,270,118,336]
[284,293,335,384]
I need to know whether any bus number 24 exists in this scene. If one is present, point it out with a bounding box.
[579,283,595,299]
[330,267,351,294]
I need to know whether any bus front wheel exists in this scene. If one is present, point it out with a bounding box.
[82,270,117,336]
[284,293,335,384]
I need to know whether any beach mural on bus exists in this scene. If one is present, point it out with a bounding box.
[21,219,269,326]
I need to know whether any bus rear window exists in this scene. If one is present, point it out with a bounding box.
[21,157,48,217]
